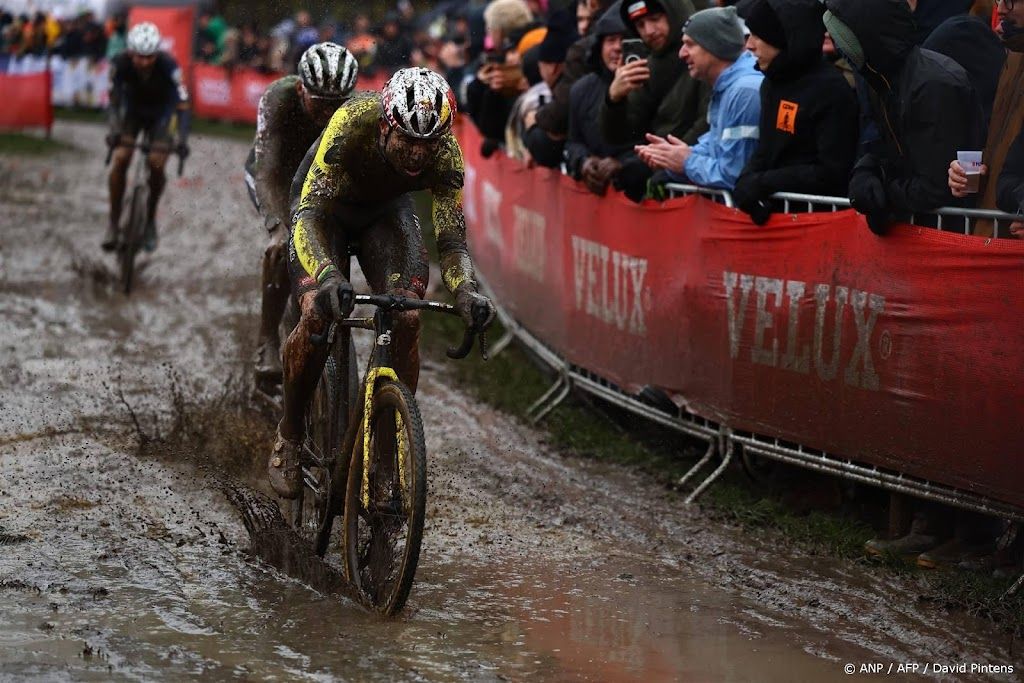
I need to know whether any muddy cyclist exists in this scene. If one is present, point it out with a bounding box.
[244,42,360,397]
[268,67,496,498]
[103,22,191,253]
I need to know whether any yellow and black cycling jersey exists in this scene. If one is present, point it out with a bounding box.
[292,93,476,296]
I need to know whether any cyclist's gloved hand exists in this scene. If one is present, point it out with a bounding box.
[455,288,495,331]
[314,268,355,321]
[105,132,121,149]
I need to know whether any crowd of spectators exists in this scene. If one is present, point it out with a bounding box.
[451,0,1024,232]
[1,8,117,60]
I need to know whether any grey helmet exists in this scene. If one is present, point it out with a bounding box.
[298,42,359,99]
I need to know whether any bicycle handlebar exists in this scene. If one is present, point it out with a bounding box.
[334,294,489,360]
[104,140,186,176]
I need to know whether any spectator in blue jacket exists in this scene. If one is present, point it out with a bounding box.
[636,6,763,190]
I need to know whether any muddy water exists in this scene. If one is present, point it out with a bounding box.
[0,122,1018,681]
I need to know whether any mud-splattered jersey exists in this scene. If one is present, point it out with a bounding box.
[244,75,325,227]
[292,93,477,295]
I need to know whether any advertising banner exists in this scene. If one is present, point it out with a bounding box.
[458,120,1024,509]
[0,71,53,131]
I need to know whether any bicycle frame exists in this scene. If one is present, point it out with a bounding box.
[317,294,484,510]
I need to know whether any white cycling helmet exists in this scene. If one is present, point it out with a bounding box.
[127,22,161,56]
[380,67,456,140]
[298,42,359,99]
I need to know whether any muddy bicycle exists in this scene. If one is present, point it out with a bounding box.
[291,290,488,615]
[104,136,184,294]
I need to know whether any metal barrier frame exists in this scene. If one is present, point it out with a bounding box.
[476,186,1024,522]
[664,185,1022,239]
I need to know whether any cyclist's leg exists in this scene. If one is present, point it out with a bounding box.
[357,194,429,394]
[271,221,346,497]
[105,118,140,249]
[255,220,289,388]
[142,117,173,248]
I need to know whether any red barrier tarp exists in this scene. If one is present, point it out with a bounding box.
[190,67,392,125]
[0,71,52,131]
[458,120,1024,509]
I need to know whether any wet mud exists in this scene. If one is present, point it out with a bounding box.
[0,122,1019,681]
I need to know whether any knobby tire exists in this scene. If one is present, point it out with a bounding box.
[119,185,147,295]
[343,380,427,615]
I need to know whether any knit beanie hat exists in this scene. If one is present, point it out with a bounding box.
[682,6,745,62]
[742,0,787,49]
[623,0,667,23]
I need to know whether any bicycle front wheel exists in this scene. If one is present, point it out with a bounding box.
[343,379,427,615]
[119,185,147,295]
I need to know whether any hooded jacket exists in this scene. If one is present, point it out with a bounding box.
[598,0,710,146]
[736,0,858,201]
[921,15,1006,139]
[826,0,983,216]
[565,7,635,175]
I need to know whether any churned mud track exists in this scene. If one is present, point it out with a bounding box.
[0,121,1017,681]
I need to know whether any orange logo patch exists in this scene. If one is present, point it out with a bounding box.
[776,100,798,134]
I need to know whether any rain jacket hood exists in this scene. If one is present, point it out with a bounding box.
[588,2,628,74]
[825,0,915,79]
[760,0,826,81]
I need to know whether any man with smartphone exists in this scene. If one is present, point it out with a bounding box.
[599,0,710,200]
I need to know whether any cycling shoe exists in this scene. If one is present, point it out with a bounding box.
[268,432,302,499]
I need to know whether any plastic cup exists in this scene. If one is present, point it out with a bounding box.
[957,150,983,194]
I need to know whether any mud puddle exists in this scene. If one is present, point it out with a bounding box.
[0,121,1019,681]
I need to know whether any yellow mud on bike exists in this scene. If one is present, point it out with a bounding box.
[291,291,488,615]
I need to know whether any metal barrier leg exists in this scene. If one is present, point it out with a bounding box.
[676,441,716,489]
[526,369,568,422]
[487,328,515,358]
[685,440,735,505]
[530,371,572,424]
[1003,572,1024,600]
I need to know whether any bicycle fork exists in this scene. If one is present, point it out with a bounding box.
[359,309,409,510]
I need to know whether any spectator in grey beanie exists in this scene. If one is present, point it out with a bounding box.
[637,5,763,189]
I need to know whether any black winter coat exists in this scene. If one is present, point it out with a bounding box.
[826,0,984,216]
[564,6,635,176]
[997,129,1024,216]
[736,0,858,202]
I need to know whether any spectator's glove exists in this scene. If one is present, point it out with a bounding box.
[314,267,355,321]
[175,140,190,162]
[105,132,121,149]
[732,174,772,226]
[614,158,654,203]
[454,287,496,331]
[581,156,616,196]
[849,165,890,235]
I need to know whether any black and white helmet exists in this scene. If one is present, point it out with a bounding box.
[298,42,359,99]
[380,68,457,140]
[127,22,161,56]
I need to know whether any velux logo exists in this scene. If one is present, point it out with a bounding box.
[572,236,648,335]
[723,272,886,390]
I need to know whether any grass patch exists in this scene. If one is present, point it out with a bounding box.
[55,107,256,141]
[0,132,76,155]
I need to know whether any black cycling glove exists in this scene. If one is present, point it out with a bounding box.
[314,267,355,320]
